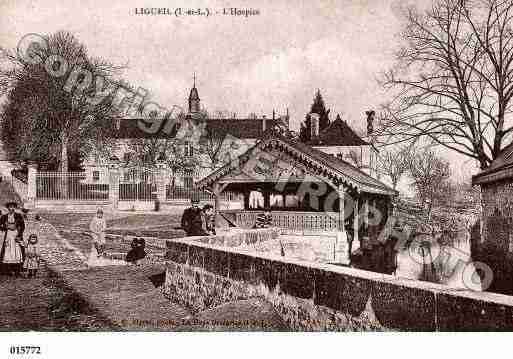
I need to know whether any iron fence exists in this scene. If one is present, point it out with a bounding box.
[36,172,109,201]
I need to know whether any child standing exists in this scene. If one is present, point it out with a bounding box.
[89,208,107,258]
[23,234,39,278]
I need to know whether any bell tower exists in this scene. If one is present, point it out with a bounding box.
[188,73,201,113]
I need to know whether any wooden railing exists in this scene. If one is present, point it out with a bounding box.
[229,210,339,233]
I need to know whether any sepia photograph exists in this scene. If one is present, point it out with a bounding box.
[1,0,513,356]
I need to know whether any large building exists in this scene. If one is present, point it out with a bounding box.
[83,82,378,189]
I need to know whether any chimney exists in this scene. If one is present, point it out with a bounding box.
[310,113,320,139]
[284,107,290,129]
[365,110,375,135]
[262,115,267,132]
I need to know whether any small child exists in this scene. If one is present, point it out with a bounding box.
[125,237,146,265]
[23,234,39,278]
[90,208,107,258]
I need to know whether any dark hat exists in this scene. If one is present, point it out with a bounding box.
[5,201,18,208]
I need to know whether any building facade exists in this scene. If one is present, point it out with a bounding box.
[83,82,377,191]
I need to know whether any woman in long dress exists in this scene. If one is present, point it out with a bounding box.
[0,201,25,276]
[89,208,107,262]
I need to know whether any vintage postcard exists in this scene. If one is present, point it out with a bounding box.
[0,0,513,356]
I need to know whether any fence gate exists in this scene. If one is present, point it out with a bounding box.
[118,167,158,202]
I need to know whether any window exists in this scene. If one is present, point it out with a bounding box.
[184,141,194,157]
[183,176,193,190]
[92,171,100,182]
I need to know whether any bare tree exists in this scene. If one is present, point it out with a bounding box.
[409,149,452,219]
[198,124,228,170]
[165,142,200,189]
[378,147,411,190]
[378,0,513,169]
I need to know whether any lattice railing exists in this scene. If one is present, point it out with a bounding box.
[233,210,339,232]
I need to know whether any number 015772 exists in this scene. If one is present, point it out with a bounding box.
[9,346,41,355]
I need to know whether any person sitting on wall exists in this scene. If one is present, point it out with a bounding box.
[126,237,146,265]
[202,204,216,235]
[181,195,208,236]
[254,207,272,229]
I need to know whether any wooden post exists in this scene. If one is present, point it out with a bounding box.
[263,190,271,209]
[334,184,349,265]
[213,183,221,228]
[362,196,369,248]
[353,196,359,251]
[243,191,250,210]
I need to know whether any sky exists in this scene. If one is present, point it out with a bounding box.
[0,0,480,186]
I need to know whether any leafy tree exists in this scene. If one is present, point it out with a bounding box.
[299,90,330,142]
[0,31,120,171]
[378,0,513,169]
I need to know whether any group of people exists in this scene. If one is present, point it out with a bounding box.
[89,208,147,265]
[181,197,274,236]
[181,198,216,236]
[0,201,40,277]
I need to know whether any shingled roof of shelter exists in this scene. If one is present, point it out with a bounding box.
[196,130,397,196]
[308,117,368,146]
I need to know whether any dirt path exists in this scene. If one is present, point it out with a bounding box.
[0,218,192,330]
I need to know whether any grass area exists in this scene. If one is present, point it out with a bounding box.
[39,212,182,230]
[40,212,185,258]
[107,214,182,229]
[60,230,167,257]
[0,267,118,331]
[106,228,184,239]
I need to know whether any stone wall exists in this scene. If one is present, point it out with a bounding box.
[163,237,513,331]
[481,180,513,249]
[477,181,513,295]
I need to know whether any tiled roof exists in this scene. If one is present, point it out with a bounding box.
[308,117,368,146]
[196,130,397,196]
[115,118,282,140]
[473,142,513,185]
[116,119,179,139]
[206,118,281,139]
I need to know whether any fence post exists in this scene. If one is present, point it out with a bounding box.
[26,162,37,209]
[109,166,120,210]
[156,167,166,204]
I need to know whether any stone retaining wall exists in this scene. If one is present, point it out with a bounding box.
[164,237,513,331]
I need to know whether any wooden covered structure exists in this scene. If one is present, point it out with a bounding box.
[195,131,397,264]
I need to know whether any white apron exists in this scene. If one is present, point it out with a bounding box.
[2,215,23,264]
